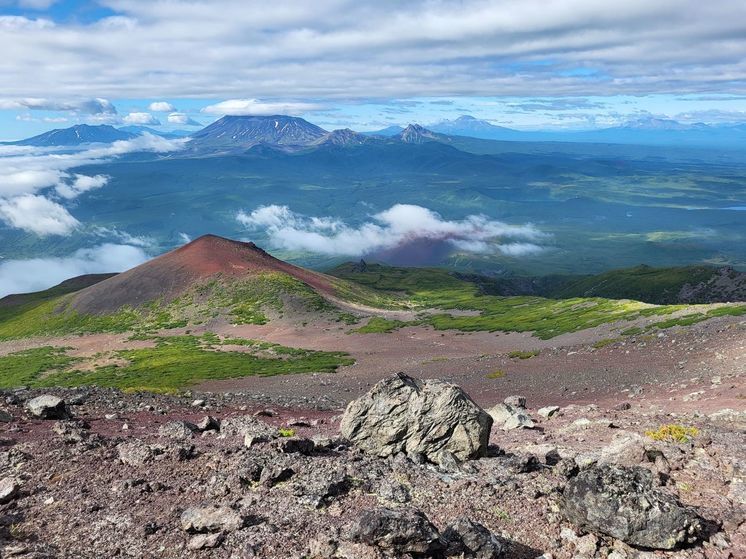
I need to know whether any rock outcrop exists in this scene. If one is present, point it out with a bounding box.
[340,374,492,462]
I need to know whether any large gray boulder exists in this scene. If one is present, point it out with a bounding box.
[340,374,492,462]
[561,464,703,550]
[25,395,69,419]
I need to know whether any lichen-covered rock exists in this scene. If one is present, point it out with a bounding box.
[340,374,492,462]
[343,507,443,556]
[561,464,703,549]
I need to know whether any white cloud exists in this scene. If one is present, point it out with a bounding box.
[0,97,116,114]
[0,243,149,298]
[0,134,186,235]
[55,174,109,199]
[149,101,176,112]
[167,112,201,126]
[201,99,323,116]
[0,194,80,235]
[237,203,547,257]
[123,112,160,125]
[1,2,746,100]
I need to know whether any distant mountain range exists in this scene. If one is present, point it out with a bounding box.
[10,124,137,146]
[6,114,746,150]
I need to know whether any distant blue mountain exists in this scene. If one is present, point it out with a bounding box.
[311,128,376,147]
[429,115,527,140]
[362,125,404,137]
[188,115,327,151]
[12,124,136,146]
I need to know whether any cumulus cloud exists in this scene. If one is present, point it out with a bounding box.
[123,112,160,125]
[167,112,201,126]
[237,204,547,257]
[201,99,323,116]
[148,101,175,112]
[0,97,116,115]
[0,243,149,298]
[55,174,109,199]
[0,134,186,235]
[0,194,80,235]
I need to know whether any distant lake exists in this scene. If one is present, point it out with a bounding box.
[724,206,746,210]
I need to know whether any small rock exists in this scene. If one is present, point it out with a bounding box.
[187,532,224,550]
[538,406,560,419]
[244,434,269,448]
[118,440,155,466]
[0,476,20,504]
[489,403,535,430]
[503,395,527,408]
[275,437,315,455]
[0,409,12,422]
[158,420,197,440]
[180,505,246,533]
[191,399,206,408]
[343,507,443,556]
[442,517,507,558]
[25,395,69,419]
[195,415,220,432]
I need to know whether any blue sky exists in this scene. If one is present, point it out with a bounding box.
[2,0,746,140]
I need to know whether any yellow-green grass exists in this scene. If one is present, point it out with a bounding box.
[0,334,354,393]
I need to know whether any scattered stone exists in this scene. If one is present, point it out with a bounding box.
[188,532,224,550]
[25,395,69,419]
[503,395,527,408]
[220,415,276,438]
[180,505,246,533]
[158,420,197,440]
[244,434,269,448]
[437,450,461,473]
[340,374,492,462]
[259,464,295,487]
[598,433,647,467]
[117,440,155,466]
[442,517,507,558]
[191,399,206,408]
[275,437,315,455]
[286,417,312,427]
[614,402,632,411]
[0,409,12,422]
[343,507,443,556]
[376,480,411,504]
[195,415,220,432]
[537,406,560,419]
[0,476,20,504]
[562,464,703,549]
[488,403,535,430]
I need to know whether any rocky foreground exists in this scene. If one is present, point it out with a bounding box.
[0,375,744,559]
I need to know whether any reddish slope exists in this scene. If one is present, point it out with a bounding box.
[70,235,336,315]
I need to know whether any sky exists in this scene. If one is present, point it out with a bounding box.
[2,0,746,140]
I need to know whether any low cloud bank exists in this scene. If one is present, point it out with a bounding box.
[237,204,548,258]
[0,243,149,298]
[0,134,186,235]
